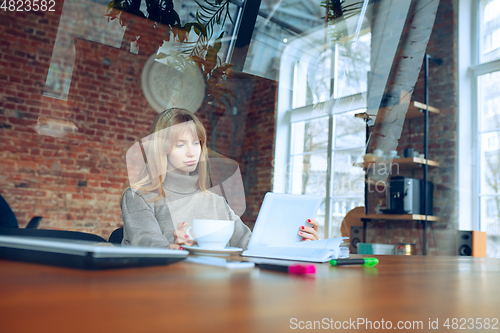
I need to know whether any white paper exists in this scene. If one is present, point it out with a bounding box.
[241,237,347,262]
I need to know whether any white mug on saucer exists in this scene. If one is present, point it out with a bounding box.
[187,219,235,250]
[387,150,398,159]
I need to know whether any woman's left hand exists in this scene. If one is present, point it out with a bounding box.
[299,219,319,241]
[173,222,195,247]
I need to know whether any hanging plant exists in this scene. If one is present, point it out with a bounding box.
[321,0,364,41]
[104,0,235,106]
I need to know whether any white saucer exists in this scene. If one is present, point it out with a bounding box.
[182,245,243,256]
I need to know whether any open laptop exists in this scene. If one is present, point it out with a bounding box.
[246,192,323,249]
[0,235,188,269]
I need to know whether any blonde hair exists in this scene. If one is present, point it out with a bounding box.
[131,108,209,200]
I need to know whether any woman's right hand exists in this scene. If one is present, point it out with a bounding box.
[299,219,320,241]
[170,221,195,250]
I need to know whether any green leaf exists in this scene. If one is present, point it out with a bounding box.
[156,52,169,60]
[107,0,114,12]
[193,0,232,39]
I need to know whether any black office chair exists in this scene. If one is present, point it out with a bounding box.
[0,193,42,229]
[0,227,107,243]
[25,216,42,229]
[108,227,124,245]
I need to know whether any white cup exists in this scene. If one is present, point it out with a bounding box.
[187,219,235,250]
[373,149,383,157]
[388,150,398,158]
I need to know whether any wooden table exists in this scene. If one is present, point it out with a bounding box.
[1,255,499,332]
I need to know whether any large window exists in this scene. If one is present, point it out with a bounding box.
[288,109,366,238]
[276,26,370,238]
[472,0,500,256]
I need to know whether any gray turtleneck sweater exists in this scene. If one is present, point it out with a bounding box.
[121,172,252,250]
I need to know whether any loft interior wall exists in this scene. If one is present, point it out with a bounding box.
[0,0,459,252]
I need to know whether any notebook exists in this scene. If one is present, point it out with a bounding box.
[0,235,188,269]
[241,192,346,262]
[242,238,347,262]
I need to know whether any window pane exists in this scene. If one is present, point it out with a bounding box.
[292,31,371,107]
[479,71,500,131]
[290,153,327,196]
[291,117,329,154]
[330,197,365,239]
[479,196,500,257]
[480,0,500,63]
[315,199,326,239]
[335,34,371,98]
[332,149,365,197]
[333,110,366,149]
[243,1,319,81]
[330,148,364,239]
[307,48,333,104]
[478,69,500,258]
[480,133,500,195]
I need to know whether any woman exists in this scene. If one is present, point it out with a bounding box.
[121,108,319,250]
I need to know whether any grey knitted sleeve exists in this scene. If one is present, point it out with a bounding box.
[229,217,252,250]
[224,202,252,250]
[121,188,170,248]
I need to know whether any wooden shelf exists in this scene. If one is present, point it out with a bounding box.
[360,214,439,222]
[360,157,440,169]
[396,157,440,167]
[407,101,440,119]
[354,101,440,121]
[366,179,387,188]
[355,98,440,256]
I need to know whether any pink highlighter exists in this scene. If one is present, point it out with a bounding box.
[258,263,316,275]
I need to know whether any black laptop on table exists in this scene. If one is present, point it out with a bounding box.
[0,235,188,269]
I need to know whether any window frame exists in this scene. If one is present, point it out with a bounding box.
[459,0,500,231]
[285,94,367,238]
[274,22,371,239]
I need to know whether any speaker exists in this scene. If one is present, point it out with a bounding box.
[350,226,363,254]
[457,231,487,257]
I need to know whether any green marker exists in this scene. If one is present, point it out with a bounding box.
[329,258,379,267]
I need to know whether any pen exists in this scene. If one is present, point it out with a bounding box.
[258,263,316,275]
[329,258,379,267]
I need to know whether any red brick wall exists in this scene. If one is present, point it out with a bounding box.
[0,3,276,238]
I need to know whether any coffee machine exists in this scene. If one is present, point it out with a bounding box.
[385,176,433,215]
